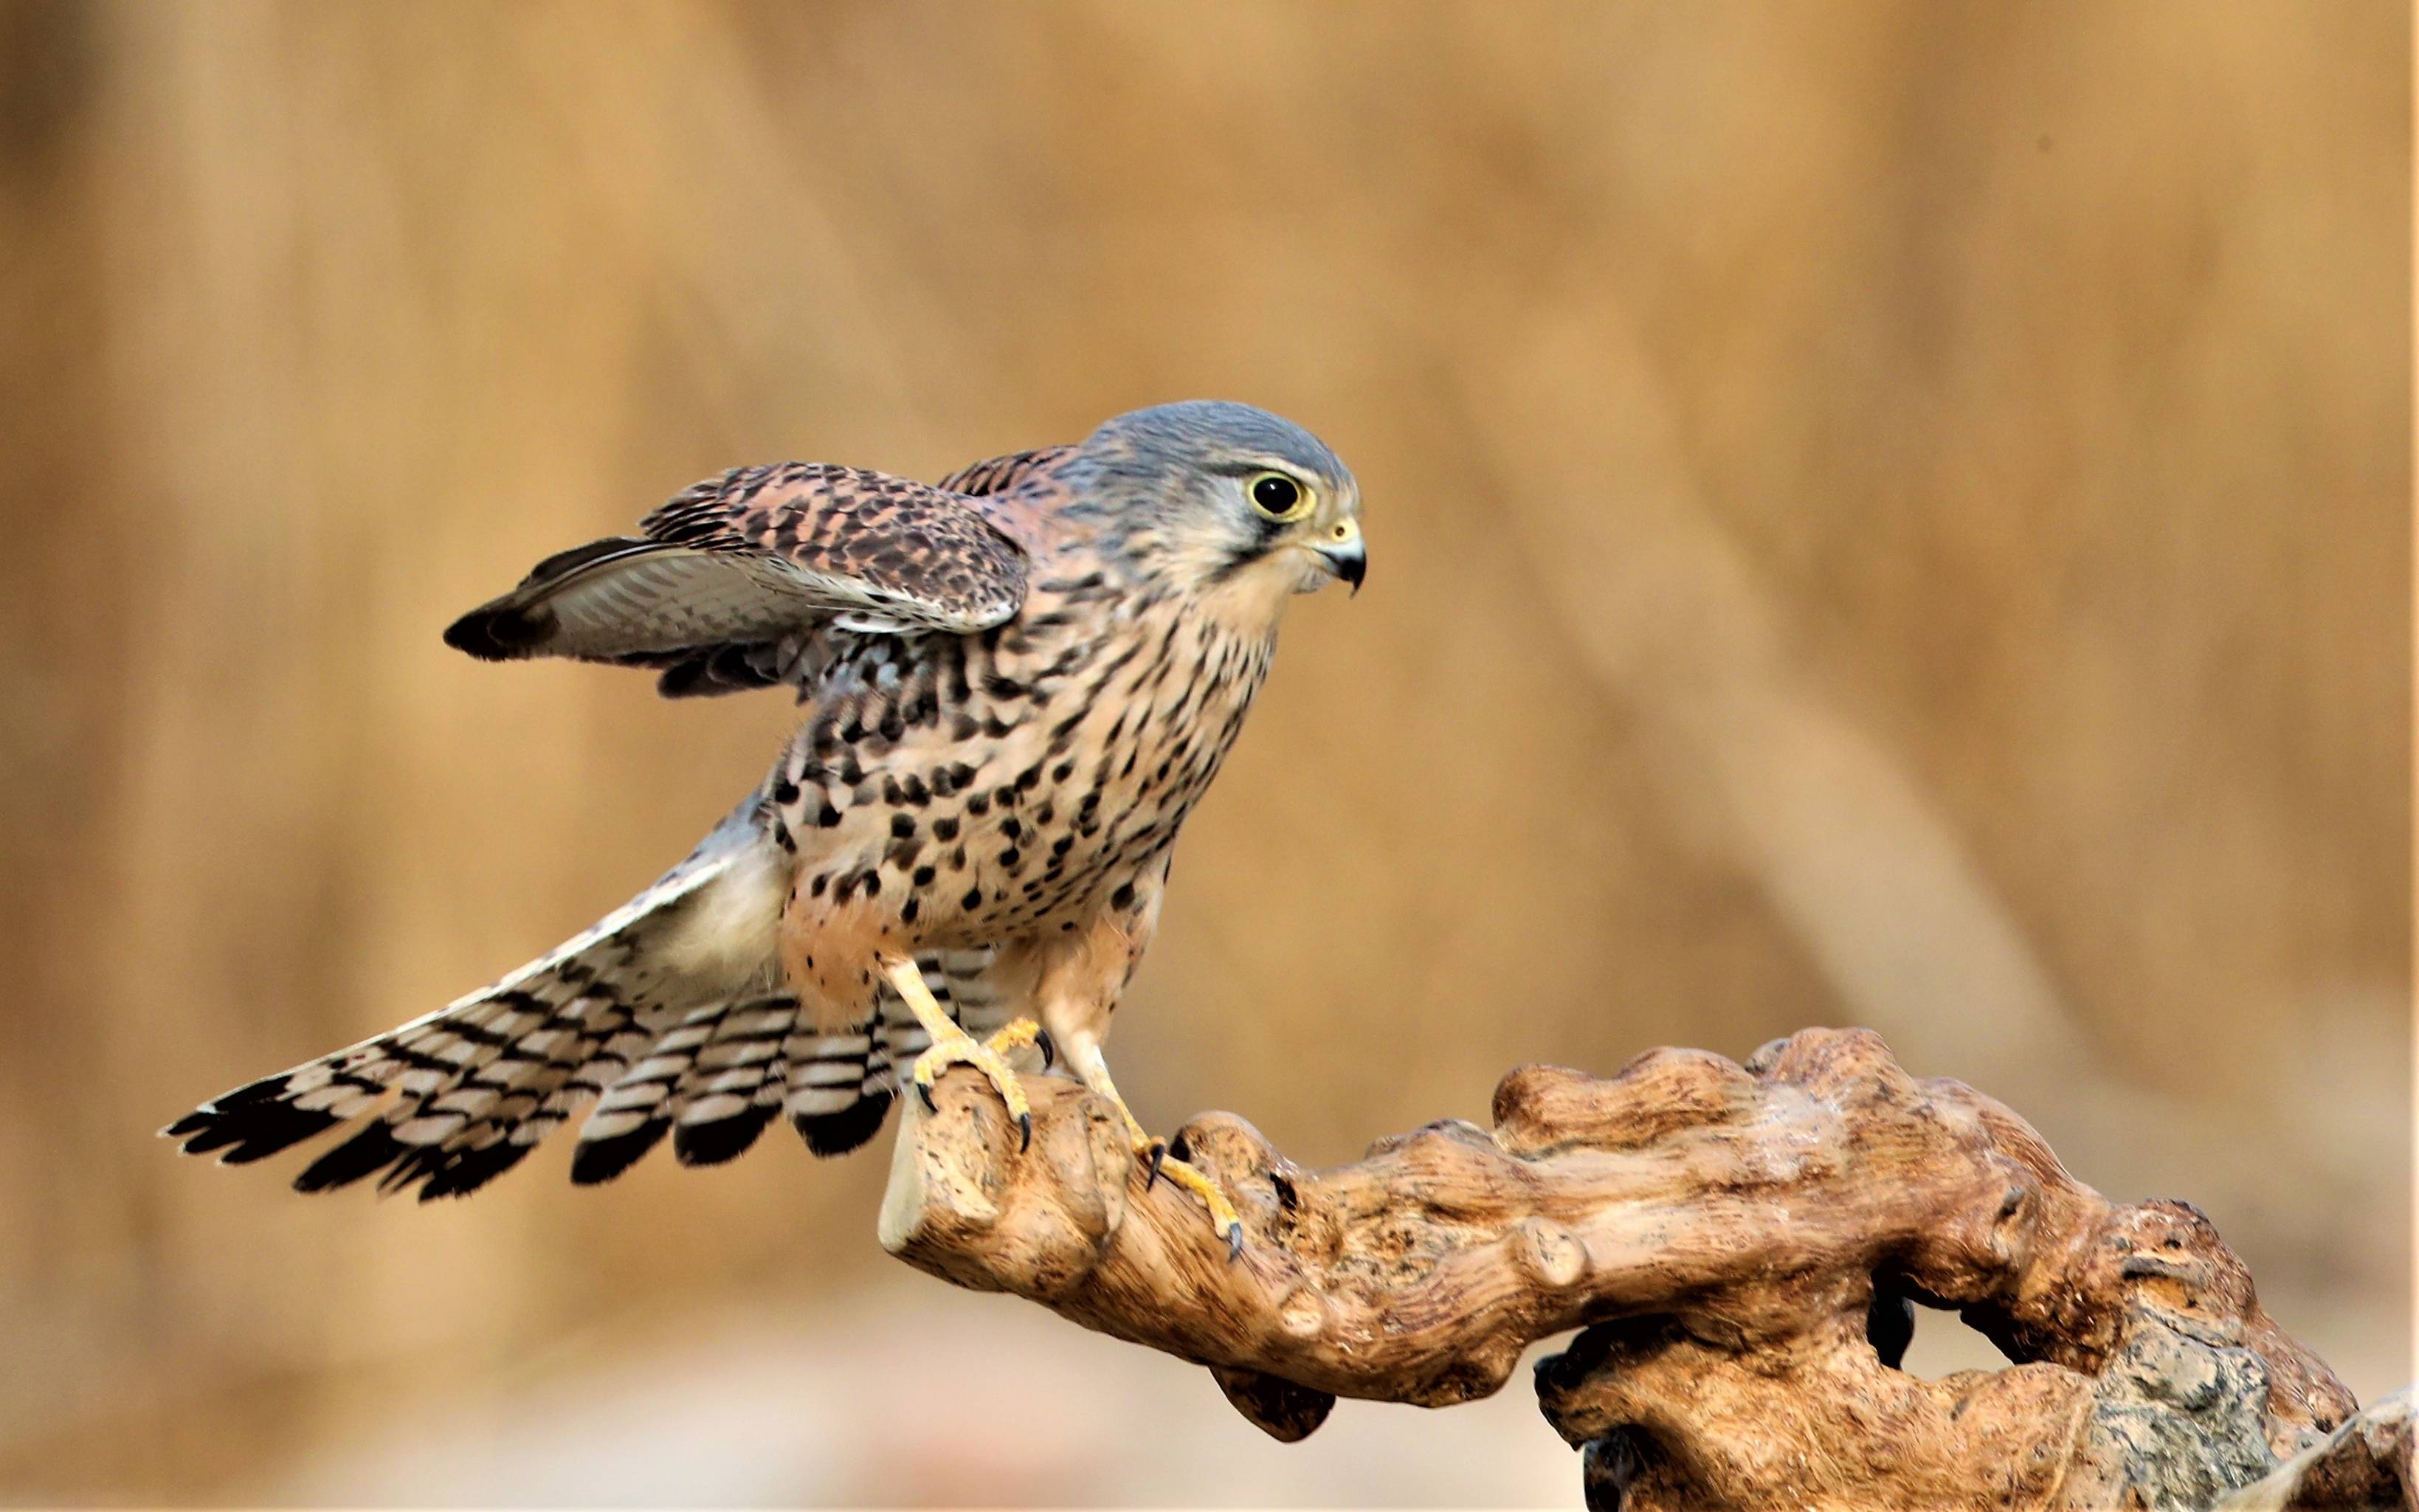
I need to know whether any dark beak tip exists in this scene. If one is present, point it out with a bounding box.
[1312,538,1365,595]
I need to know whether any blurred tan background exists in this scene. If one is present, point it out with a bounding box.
[0,1,2409,1504]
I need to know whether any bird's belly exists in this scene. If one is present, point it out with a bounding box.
[772,609,1269,946]
[773,708,1232,947]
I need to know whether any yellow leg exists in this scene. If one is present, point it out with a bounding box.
[1062,1042,1243,1258]
[883,957,1038,1151]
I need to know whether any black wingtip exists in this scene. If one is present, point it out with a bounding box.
[445,536,660,660]
[442,602,553,660]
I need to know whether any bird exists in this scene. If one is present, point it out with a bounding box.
[164,400,1365,1252]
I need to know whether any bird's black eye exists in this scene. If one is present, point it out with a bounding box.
[1249,472,1308,519]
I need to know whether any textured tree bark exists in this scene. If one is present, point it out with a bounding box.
[2217,1394,2415,1511]
[879,1027,2400,1510]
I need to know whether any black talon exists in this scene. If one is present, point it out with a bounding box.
[1016,1111,1032,1152]
[1226,1223,1245,1263]
[1144,1139,1168,1190]
[916,1079,937,1114]
[1034,1027,1056,1071]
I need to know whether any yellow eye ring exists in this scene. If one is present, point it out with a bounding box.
[1248,472,1314,522]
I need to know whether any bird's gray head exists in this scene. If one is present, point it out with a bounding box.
[1071,400,1365,604]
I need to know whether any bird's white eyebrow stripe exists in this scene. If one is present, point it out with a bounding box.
[1204,457,1314,480]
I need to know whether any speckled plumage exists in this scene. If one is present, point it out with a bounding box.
[168,401,1364,1202]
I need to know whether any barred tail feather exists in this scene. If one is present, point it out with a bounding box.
[166,829,1014,1195]
[780,946,1006,1156]
[668,995,796,1167]
[164,793,788,1199]
[570,947,1003,1172]
[783,1025,895,1157]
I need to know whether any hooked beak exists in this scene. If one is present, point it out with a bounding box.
[1313,522,1367,596]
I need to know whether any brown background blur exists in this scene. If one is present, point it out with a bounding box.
[0,1,2409,1505]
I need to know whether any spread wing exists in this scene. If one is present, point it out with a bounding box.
[442,461,1034,697]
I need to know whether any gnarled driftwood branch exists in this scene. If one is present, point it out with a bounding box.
[879,1026,2397,1510]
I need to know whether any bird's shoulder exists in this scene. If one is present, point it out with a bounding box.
[632,460,1029,629]
[934,443,1078,500]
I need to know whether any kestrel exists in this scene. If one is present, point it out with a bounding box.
[167,401,1364,1249]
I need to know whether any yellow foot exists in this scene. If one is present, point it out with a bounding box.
[981,1017,1055,1072]
[1052,1041,1244,1259]
[911,1018,1043,1150]
[1135,1130,1244,1261]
